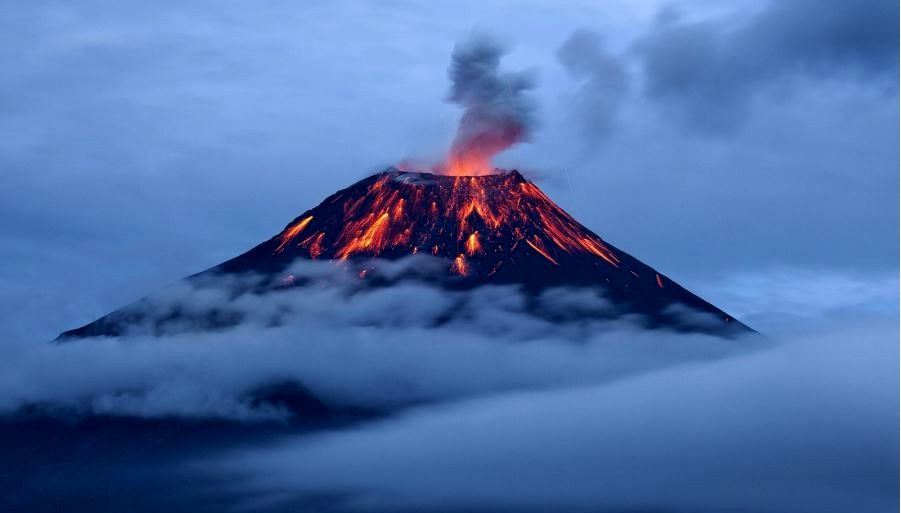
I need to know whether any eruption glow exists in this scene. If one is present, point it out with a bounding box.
[269,171,620,277]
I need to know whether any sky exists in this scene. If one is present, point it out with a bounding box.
[0,1,898,511]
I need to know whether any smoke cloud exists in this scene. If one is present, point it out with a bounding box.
[444,34,536,175]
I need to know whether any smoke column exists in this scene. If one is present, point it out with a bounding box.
[444,35,536,176]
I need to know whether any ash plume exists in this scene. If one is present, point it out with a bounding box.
[445,35,536,175]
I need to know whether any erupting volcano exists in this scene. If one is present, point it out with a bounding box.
[60,167,751,339]
[222,169,624,273]
[57,35,751,340]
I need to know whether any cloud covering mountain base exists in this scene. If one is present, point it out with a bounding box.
[0,260,895,513]
[212,316,898,513]
[4,259,754,421]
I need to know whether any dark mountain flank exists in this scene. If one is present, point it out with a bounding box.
[60,169,751,339]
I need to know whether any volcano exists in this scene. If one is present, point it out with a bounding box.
[59,168,751,339]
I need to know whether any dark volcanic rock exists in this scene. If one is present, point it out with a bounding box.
[59,168,752,339]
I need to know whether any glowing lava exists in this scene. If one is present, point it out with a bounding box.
[59,167,754,340]
[269,169,622,277]
[275,216,313,253]
[451,254,468,275]
[465,231,481,256]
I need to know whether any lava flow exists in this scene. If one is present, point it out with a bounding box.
[264,169,621,278]
[201,166,749,335]
[60,167,752,340]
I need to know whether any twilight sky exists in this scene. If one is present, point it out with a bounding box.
[0,0,897,341]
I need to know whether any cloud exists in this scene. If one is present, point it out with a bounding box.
[636,0,899,132]
[698,268,899,332]
[0,264,894,513]
[556,29,629,145]
[552,0,898,139]
[0,260,753,421]
[211,315,899,513]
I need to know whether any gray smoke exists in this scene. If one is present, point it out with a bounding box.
[445,34,536,173]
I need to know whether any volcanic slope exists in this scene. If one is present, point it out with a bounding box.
[60,168,752,339]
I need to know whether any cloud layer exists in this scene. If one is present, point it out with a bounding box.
[558,0,899,135]
[1,260,755,421]
[1,259,894,513]
[213,315,898,513]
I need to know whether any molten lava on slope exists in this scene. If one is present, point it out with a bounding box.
[59,168,752,340]
[210,167,749,334]
[265,169,619,274]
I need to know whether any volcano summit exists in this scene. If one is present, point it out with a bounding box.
[60,168,751,339]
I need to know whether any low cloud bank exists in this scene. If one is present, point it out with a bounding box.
[0,258,895,512]
[212,315,899,513]
[0,259,753,421]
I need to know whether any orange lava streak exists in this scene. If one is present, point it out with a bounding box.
[451,254,468,275]
[315,170,623,272]
[536,210,620,267]
[274,216,313,254]
[578,237,620,266]
[393,198,405,221]
[302,232,325,259]
[465,231,481,256]
[393,227,413,246]
[656,274,664,288]
[525,236,559,265]
[458,198,502,229]
[512,182,620,266]
[336,211,391,259]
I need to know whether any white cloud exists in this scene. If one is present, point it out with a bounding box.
[211,315,898,513]
[0,261,755,421]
